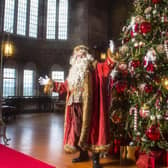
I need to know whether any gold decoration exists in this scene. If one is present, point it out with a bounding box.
[139,104,150,118]
[120,146,136,165]
[161,77,168,90]
[156,44,165,54]
[110,110,122,124]
[135,15,145,23]
[144,6,152,14]
[119,45,129,56]
[141,104,150,111]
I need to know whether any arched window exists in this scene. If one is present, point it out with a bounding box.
[17,0,27,35]
[3,0,39,38]
[23,70,35,96]
[46,0,68,40]
[29,0,39,38]
[3,0,15,33]
[3,0,68,40]
[3,68,16,97]
[23,63,36,96]
[58,0,68,40]
[46,0,57,39]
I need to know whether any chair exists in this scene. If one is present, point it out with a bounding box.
[0,114,10,145]
[2,98,16,122]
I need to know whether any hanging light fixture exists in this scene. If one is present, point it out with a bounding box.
[3,41,14,57]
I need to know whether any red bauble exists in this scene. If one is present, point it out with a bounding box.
[152,0,161,4]
[144,84,153,93]
[140,22,151,34]
[131,60,140,68]
[146,125,160,141]
[115,81,127,93]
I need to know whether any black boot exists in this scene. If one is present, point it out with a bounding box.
[72,150,89,163]
[92,153,102,168]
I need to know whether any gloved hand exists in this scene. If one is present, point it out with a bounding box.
[109,40,115,53]
[38,75,50,86]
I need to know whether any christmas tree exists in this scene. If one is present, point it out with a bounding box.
[119,0,168,152]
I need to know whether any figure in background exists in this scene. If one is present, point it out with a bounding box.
[39,41,120,168]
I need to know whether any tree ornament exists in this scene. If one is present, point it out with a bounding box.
[115,81,128,93]
[126,53,130,57]
[146,125,160,141]
[155,98,161,110]
[144,84,153,93]
[134,42,139,48]
[150,115,156,121]
[144,6,152,14]
[139,104,150,118]
[156,44,165,54]
[152,0,161,4]
[144,49,156,65]
[152,9,157,15]
[144,48,156,73]
[139,41,145,47]
[122,37,130,44]
[154,76,160,86]
[129,107,138,131]
[164,111,168,120]
[146,14,151,19]
[130,60,140,68]
[161,15,168,23]
[138,83,146,92]
[119,45,129,55]
[161,77,168,90]
[140,22,151,34]
[156,114,162,120]
[122,26,127,32]
[164,40,168,59]
[110,111,122,124]
[131,38,136,42]
[131,23,139,37]
[118,62,128,71]
[135,15,145,23]
[128,60,140,76]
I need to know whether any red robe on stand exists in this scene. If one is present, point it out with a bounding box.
[53,56,116,153]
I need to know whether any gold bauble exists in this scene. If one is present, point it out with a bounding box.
[161,77,168,90]
[156,44,165,54]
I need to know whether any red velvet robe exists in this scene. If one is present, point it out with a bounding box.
[53,56,116,153]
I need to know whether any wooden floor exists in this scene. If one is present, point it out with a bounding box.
[3,112,137,168]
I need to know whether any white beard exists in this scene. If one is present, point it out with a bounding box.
[67,54,94,90]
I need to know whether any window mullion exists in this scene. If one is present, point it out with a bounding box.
[1,0,5,32]
[14,0,18,34]
[55,0,59,39]
[26,0,30,37]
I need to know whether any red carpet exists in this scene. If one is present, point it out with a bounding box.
[0,144,55,168]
